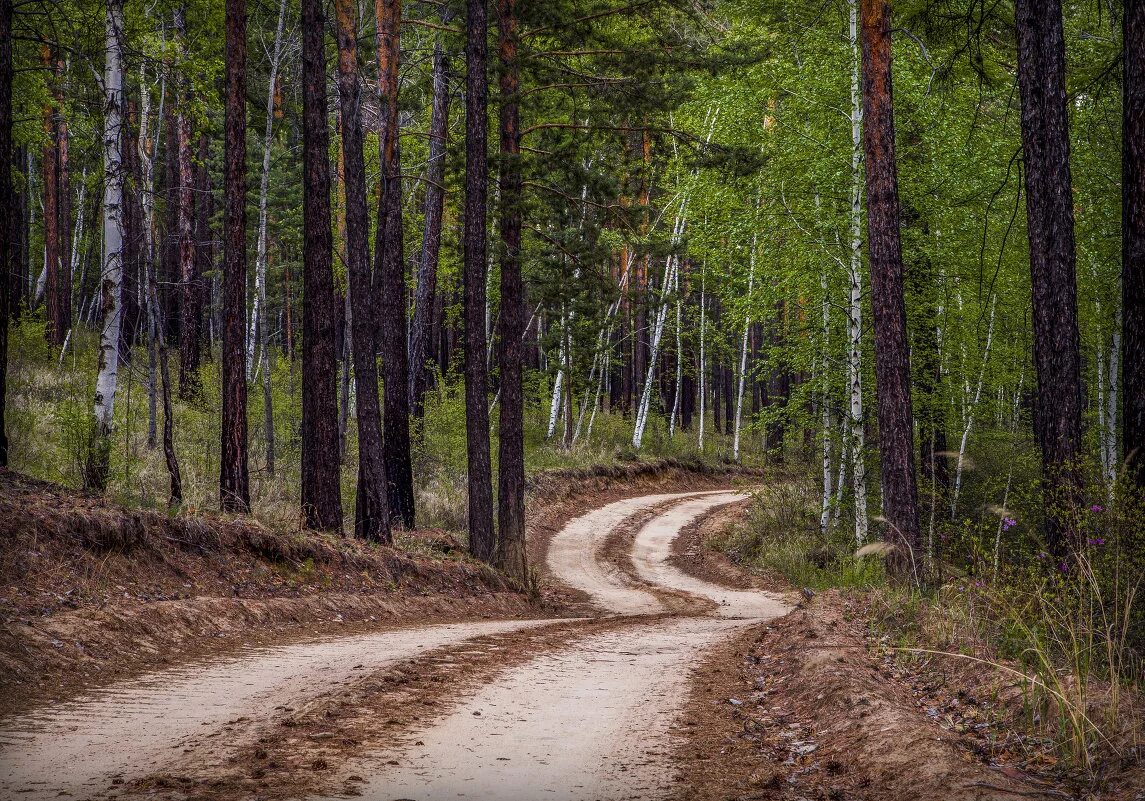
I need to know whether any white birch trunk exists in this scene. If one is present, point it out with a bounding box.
[668,265,683,437]
[698,262,706,450]
[93,0,126,443]
[847,0,869,543]
[732,234,757,462]
[1106,309,1121,488]
[248,0,288,380]
[950,293,997,518]
[546,305,567,439]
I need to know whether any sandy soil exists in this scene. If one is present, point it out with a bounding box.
[545,490,741,616]
[0,619,559,800]
[630,493,788,619]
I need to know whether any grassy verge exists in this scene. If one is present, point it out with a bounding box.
[709,469,1144,792]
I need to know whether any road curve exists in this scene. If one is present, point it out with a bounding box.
[631,492,789,618]
[329,490,790,801]
[0,619,558,800]
[545,489,737,615]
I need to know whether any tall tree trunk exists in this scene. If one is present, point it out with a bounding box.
[147,226,183,504]
[249,0,288,383]
[220,0,250,513]
[1016,0,1083,553]
[847,0,870,544]
[1124,0,1145,488]
[120,105,141,363]
[87,0,126,492]
[464,0,494,561]
[375,0,415,528]
[409,12,452,420]
[860,0,921,580]
[254,0,287,473]
[139,68,162,450]
[41,48,62,343]
[194,131,212,357]
[300,0,343,530]
[0,0,11,465]
[494,0,526,582]
[176,8,200,398]
[57,80,72,340]
[335,0,390,542]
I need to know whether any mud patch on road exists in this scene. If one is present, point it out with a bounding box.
[675,592,1077,801]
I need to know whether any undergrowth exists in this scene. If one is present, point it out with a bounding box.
[709,466,1144,788]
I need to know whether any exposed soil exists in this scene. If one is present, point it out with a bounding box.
[0,460,759,716]
[674,593,1086,800]
[123,618,631,801]
[670,495,777,592]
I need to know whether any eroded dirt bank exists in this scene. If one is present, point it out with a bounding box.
[0,459,750,715]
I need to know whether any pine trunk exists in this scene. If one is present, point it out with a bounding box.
[494,0,526,582]
[409,13,452,420]
[220,0,251,513]
[860,0,921,580]
[464,0,494,561]
[1016,0,1084,553]
[176,10,200,398]
[372,0,414,528]
[0,0,11,465]
[300,0,344,530]
[335,0,390,542]
[1125,0,1145,487]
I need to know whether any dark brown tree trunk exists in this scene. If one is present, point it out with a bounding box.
[1016,0,1083,553]
[194,131,212,355]
[1125,0,1145,487]
[860,0,921,580]
[335,0,390,542]
[120,99,142,363]
[0,0,11,465]
[162,88,179,340]
[300,0,343,530]
[723,362,734,436]
[176,12,200,397]
[464,0,495,561]
[374,0,415,528]
[221,0,251,513]
[409,11,452,421]
[494,0,527,583]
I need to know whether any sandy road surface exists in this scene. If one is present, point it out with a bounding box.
[0,620,556,800]
[631,493,789,619]
[331,617,748,801]
[323,491,790,801]
[545,489,734,615]
[0,488,788,801]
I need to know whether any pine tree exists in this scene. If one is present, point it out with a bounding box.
[220,0,250,513]
[860,0,921,580]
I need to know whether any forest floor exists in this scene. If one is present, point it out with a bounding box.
[1,466,1139,800]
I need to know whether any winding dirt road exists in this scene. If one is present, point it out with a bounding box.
[0,489,789,800]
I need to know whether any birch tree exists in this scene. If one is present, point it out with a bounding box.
[87,0,126,492]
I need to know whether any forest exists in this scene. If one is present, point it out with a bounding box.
[1,0,1144,797]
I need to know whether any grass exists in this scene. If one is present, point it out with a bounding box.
[706,464,1144,786]
[7,317,758,537]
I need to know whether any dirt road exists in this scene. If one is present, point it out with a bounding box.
[0,489,787,800]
